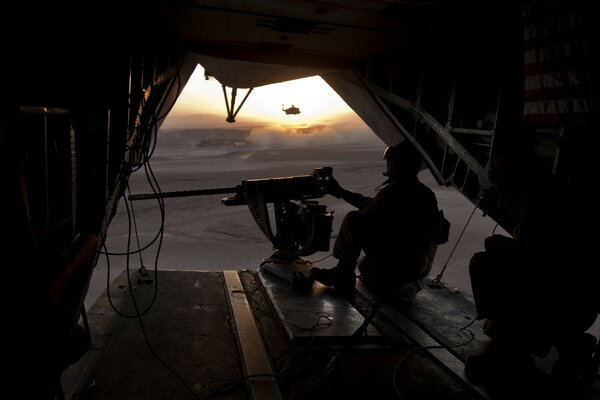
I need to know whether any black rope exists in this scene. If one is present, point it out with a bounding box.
[430,195,482,289]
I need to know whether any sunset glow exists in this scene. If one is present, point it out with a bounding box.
[165,64,368,128]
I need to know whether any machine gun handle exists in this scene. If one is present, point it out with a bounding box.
[312,166,334,194]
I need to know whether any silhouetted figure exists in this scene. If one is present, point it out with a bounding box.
[310,141,445,300]
[466,145,599,393]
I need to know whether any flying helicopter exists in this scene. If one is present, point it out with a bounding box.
[282,104,300,115]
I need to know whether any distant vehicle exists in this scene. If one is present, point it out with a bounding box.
[282,104,300,115]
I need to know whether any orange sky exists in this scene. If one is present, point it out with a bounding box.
[161,64,374,134]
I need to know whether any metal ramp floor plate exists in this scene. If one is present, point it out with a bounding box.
[258,266,382,344]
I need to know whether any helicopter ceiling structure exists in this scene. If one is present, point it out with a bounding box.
[2,0,598,397]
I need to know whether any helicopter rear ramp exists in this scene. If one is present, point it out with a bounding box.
[61,269,599,400]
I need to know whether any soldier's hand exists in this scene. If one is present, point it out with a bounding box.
[325,176,344,198]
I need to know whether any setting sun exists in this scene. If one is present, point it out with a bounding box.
[240,74,352,124]
[166,64,366,127]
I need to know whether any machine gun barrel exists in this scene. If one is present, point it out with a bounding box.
[127,166,333,203]
[127,167,334,259]
[128,186,239,201]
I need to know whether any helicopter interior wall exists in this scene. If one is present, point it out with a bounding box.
[322,70,405,148]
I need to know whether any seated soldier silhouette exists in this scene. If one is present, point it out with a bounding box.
[466,145,599,391]
[311,141,446,300]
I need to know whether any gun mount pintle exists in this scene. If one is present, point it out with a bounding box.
[223,167,335,290]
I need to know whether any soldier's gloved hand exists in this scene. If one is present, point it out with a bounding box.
[325,176,344,198]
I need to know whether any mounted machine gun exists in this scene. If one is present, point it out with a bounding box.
[129,167,336,288]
